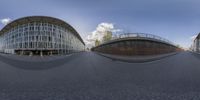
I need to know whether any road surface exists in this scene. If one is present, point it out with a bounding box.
[0,51,200,100]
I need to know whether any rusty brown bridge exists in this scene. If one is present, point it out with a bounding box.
[91,33,182,56]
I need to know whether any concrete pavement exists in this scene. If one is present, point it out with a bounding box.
[0,51,200,100]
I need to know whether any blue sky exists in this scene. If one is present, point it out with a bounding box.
[0,0,200,48]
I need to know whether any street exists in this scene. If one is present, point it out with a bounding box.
[0,52,200,100]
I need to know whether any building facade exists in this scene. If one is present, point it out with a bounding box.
[0,16,85,55]
[193,33,200,52]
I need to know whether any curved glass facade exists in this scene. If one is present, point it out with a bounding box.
[193,33,200,52]
[0,17,85,55]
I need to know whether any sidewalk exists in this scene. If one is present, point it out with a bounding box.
[96,52,179,63]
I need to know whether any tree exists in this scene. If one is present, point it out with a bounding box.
[103,31,112,43]
[95,39,100,46]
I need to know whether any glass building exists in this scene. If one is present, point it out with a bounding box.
[0,16,85,55]
[193,33,200,52]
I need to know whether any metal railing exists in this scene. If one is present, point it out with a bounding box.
[111,33,175,46]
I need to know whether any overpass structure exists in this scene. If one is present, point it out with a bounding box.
[92,33,182,56]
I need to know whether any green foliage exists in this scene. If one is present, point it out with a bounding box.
[103,31,112,42]
[95,39,100,46]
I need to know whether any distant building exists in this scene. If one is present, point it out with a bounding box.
[193,33,200,52]
[0,16,85,55]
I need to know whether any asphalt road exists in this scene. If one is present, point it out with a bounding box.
[0,51,200,100]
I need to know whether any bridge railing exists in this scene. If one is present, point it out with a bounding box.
[111,33,175,46]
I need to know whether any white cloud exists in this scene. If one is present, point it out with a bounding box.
[112,29,123,33]
[0,18,12,25]
[86,22,122,47]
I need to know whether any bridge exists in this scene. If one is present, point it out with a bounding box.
[92,33,182,56]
